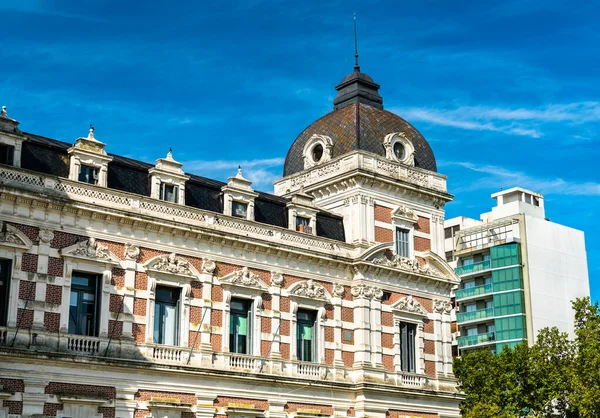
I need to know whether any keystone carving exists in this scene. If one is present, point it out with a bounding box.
[351,283,383,300]
[152,252,193,276]
[124,243,140,260]
[228,267,261,287]
[202,258,216,275]
[38,229,54,244]
[433,299,453,314]
[271,271,284,287]
[332,283,345,298]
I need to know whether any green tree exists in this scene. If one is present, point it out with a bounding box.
[570,297,600,417]
[454,297,600,417]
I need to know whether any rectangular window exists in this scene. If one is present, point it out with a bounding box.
[297,309,317,362]
[296,216,310,232]
[230,298,252,354]
[0,259,11,326]
[159,183,179,203]
[69,272,100,336]
[396,228,410,257]
[463,280,475,289]
[232,201,248,218]
[465,304,476,313]
[444,227,452,239]
[78,165,99,185]
[0,144,14,166]
[400,321,417,373]
[154,286,180,345]
[445,251,453,262]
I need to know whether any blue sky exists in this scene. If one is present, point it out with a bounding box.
[1,0,598,299]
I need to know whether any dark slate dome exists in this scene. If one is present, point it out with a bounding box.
[283,69,437,177]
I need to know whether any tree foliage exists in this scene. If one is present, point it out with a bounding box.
[454,297,600,417]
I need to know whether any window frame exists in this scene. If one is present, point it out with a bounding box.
[399,321,417,373]
[296,309,318,362]
[153,285,181,346]
[229,297,253,355]
[0,144,15,166]
[68,272,101,337]
[159,182,179,203]
[0,259,11,327]
[395,227,410,258]
[78,164,100,185]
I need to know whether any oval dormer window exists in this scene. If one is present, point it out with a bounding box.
[312,144,324,163]
[393,142,405,160]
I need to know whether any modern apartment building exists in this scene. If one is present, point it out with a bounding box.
[445,187,590,354]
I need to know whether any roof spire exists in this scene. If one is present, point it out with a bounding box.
[353,13,360,72]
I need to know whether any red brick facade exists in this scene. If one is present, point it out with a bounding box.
[374,204,392,223]
[375,226,393,243]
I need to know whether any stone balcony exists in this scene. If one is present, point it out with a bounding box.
[0,325,454,392]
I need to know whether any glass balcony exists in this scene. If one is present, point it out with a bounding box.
[455,283,492,300]
[455,259,492,276]
[457,331,496,347]
[457,307,494,323]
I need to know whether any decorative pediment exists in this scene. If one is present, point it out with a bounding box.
[392,205,418,223]
[289,279,329,300]
[61,238,120,264]
[220,266,268,290]
[145,253,198,277]
[370,251,449,280]
[0,222,32,249]
[393,295,428,316]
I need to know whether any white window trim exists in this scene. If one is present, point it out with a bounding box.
[290,301,326,363]
[0,132,26,168]
[223,290,263,356]
[393,223,414,259]
[391,296,428,375]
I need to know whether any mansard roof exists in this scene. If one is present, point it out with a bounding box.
[21,133,345,242]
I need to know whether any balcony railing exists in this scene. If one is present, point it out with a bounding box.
[457,307,494,323]
[455,260,492,276]
[455,283,493,300]
[457,331,496,348]
[0,328,446,390]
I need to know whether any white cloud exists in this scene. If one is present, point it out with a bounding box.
[391,102,600,139]
[183,158,285,192]
[441,161,600,196]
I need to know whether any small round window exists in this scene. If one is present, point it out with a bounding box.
[312,143,324,163]
[393,142,405,160]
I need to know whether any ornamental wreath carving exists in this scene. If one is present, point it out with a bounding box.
[395,295,428,316]
[290,279,327,299]
[371,254,447,279]
[72,238,112,261]
[152,252,193,276]
[351,283,383,300]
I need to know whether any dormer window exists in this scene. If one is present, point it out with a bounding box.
[296,216,311,233]
[303,134,333,169]
[0,144,14,166]
[232,201,248,219]
[149,149,189,205]
[78,164,99,185]
[159,183,179,203]
[384,132,415,166]
[222,167,257,220]
[67,125,112,187]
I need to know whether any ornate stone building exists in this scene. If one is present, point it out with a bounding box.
[0,65,461,418]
